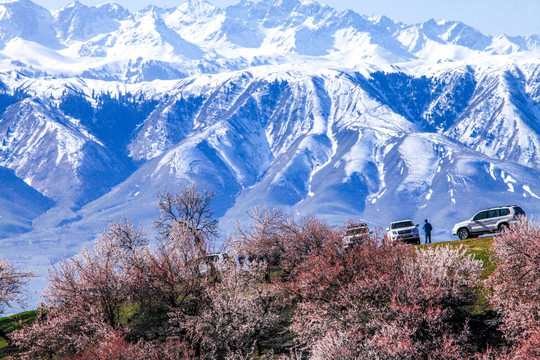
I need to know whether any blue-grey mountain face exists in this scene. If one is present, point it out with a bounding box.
[0,0,539,296]
[0,165,54,238]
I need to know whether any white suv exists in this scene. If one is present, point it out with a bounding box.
[343,223,370,249]
[386,220,420,244]
[452,205,526,240]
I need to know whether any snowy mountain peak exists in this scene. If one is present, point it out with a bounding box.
[0,0,59,48]
[0,0,535,76]
[60,0,84,9]
[0,0,35,6]
[171,0,220,23]
[53,1,129,43]
[185,0,216,10]
[369,15,399,26]
[98,2,127,13]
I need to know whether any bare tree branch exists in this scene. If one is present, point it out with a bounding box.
[155,185,218,245]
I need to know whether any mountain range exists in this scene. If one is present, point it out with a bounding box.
[0,0,539,298]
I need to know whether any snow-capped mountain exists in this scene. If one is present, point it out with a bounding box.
[53,1,130,43]
[0,0,539,303]
[0,0,59,48]
[0,97,132,206]
[0,0,538,80]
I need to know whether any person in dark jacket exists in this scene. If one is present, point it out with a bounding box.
[423,219,433,244]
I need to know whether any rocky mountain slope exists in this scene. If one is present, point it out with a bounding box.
[0,0,539,299]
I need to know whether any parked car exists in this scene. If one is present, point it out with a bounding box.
[452,205,526,240]
[199,253,229,275]
[386,220,420,244]
[343,223,370,249]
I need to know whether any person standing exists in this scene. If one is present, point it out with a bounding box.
[423,219,433,244]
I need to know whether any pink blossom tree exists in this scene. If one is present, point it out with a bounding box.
[228,207,340,279]
[287,239,483,359]
[175,262,286,358]
[11,201,497,359]
[0,258,35,316]
[13,186,219,358]
[71,331,194,360]
[0,257,35,345]
[13,218,149,357]
[488,218,540,358]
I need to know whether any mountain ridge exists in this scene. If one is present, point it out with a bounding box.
[0,0,537,82]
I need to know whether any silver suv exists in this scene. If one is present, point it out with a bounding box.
[386,220,420,244]
[343,223,370,249]
[452,205,525,240]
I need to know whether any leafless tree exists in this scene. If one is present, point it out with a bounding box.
[155,185,218,245]
[228,207,289,267]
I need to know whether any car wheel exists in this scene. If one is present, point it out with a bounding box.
[458,228,470,240]
[498,223,509,233]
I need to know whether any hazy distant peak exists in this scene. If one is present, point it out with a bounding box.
[0,0,59,48]
[53,0,129,43]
